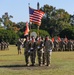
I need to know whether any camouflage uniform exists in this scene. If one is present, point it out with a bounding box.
[44,36,53,66]
[63,41,66,51]
[67,40,73,51]
[24,37,30,66]
[29,36,36,66]
[17,39,22,55]
[1,41,5,50]
[53,40,59,51]
[0,43,1,50]
[60,40,66,51]
[73,40,74,50]
[4,42,7,50]
[36,37,44,66]
[6,42,9,50]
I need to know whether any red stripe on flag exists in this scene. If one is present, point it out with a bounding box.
[29,7,45,26]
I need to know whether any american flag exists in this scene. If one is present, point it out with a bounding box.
[29,7,45,26]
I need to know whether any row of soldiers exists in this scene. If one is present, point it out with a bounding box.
[53,38,74,51]
[17,36,74,66]
[0,41,9,50]
[24,35,53,66]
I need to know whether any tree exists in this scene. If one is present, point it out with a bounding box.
[0,29,19,44]
[17,22,26,32]
[16,22,26,38]
[1,12,13,29]
[40,4,71,37]
[60,26,74,39]
[31,29,50,37]
[70,14,74,26]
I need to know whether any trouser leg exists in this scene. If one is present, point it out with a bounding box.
[24,52,30,65]
[30,51,35,66]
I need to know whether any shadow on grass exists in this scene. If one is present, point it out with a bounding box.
[0,64,26,68]
[0,64,54,70]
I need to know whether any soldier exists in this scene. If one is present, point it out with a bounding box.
[6,41,9,50]
[44,36,53,66]
[1,41,4,50]
[17,38,22,55]
[36,36,44,66]
[24,36,30,66]
[60,40,66,51]
[53,39,59,51]
[0,43,1,50]
[4,42,7,50]
[29,36,36,66]
[67,40,73,51]
[73,40,74,51]
[59,38,65,51]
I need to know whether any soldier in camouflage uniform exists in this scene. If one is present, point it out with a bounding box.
[0,43,1,50]
[44,36,53,66]
[1,41,5,50]
[36,36,44,66]
[4,42,7,50]
[67,40,73,51]
[60,40,66,51]
[24,36,30,66]
[57,38,66,51]
[29,36,36,66]
[73,40,74,51]
[53,39,59,51]
[6,41,9,50]
[17,39,22,55]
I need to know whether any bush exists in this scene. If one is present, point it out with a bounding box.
[0,29,19,44]
[31,29,50,37]
[59,27,74,39]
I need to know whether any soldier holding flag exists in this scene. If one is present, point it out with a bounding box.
[29,36,36,66]
[36,36,44,66]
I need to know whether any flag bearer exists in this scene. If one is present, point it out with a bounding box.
[24,36,30,66]
[36,36,44,66]
[29,36,36,66]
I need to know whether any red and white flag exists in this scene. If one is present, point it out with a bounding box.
[29,7,45,26]
[24,22,30,36]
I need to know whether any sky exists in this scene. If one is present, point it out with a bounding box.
[0,0,74,23]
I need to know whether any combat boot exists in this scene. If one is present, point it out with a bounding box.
[39,64,42,66]
[26,64,30,66]
[47,64,50,67]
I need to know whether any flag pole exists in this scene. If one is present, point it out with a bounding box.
[37,25,40,36]
[37,2,40,36]
[28,3,31,37]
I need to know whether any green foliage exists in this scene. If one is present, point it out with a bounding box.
[17,31,24,38]
[17,22,26,32]
[0,5,74,40]
[70,14,74,26]
[31,29,50,37]
[40,4,71,37]
[60,26,74,39]
[1,12,13,29]
[0,29,19,44]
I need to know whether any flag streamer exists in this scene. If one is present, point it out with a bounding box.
[24,22,30,36]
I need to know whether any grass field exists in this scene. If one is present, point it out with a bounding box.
[0,45,74,75]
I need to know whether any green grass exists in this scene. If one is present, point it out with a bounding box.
[0,45,74,75]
